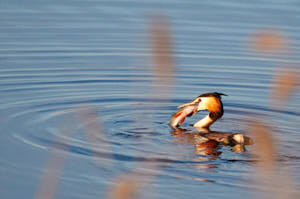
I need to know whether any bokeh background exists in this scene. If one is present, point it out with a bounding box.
[1,1,300,199]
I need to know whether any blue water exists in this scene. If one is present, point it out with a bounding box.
[1,1,300,199]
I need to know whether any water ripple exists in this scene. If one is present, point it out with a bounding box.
[1,0,300,198]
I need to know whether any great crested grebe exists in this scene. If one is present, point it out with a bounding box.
[170,92,227,129]
[170,92,254,150]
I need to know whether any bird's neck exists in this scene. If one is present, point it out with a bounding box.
[193,110,224,129]
[193,114,215,128]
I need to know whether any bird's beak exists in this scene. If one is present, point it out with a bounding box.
[178,99,199,109]
[196,102,207,112]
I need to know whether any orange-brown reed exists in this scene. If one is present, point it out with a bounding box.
[77,106,112,167]
[249,28,299,199]
[107,160,163,199]
[150,15,175,96]
[250,28,289,55]
[108,16,175,199]
[35,119,74,199]
[34,15,176,199]
[35,18,300,199]
[271,68,299,106]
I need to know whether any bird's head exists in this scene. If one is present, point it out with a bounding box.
[179,92,227,113]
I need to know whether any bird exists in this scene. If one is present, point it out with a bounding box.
[169,92,227,129]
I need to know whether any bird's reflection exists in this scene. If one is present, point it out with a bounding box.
[171,127,254,169]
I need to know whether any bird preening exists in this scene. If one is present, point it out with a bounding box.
[170,92,227,129]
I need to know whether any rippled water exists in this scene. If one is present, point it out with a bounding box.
[1,1,300,199]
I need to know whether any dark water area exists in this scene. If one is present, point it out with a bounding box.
[1,0,300,198]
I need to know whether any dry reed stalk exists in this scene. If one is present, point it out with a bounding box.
[34,151,66,199]
[268,67,300,198]
[248,120,285,199]
[77,106,112,167]
[130,16,176,129]
[150,15,175,97]
[108,16,176,199]
[108,160,162,199]
[248,32,300,197]
[271,68,299,106]
[108,174,141,199]
[249,120,276,172]
[247,70,300,198]
[250,28,289,54]
[34,119,74,199]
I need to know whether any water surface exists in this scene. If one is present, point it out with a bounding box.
[1,1,300,199]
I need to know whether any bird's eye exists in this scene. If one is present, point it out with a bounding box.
[198,98,201,102]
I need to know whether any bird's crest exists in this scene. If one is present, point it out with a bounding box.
[198,92,228,99]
